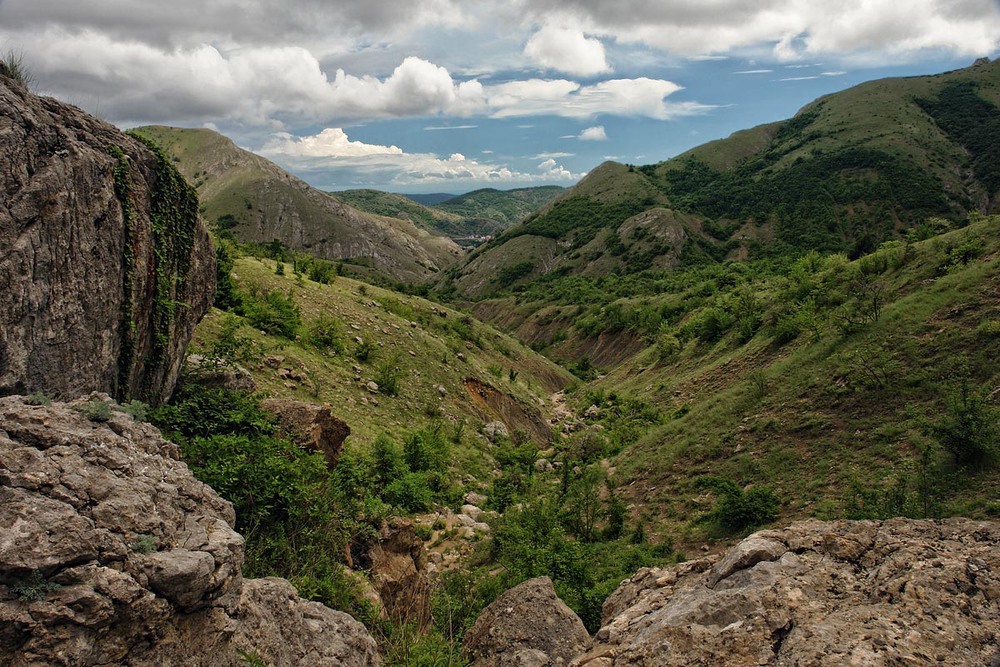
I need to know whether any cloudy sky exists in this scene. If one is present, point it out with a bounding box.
[3,1,999,193]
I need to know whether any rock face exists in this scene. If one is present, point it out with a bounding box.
[356,518,431,629]
[0,76,215,405]
[259,398,351,469]
[463,576,590,667]
[0,395,380,666]
[574,518,1000,667]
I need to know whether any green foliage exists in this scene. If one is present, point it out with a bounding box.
[307,314,346,355]
[132,534,158,554]
[243,285,301,339]
[354,339,374,362]
[696,477,779,534]
[931,383,999,469]
[510,196,647,247]
[206,314,262,367]
[152,386,275,440]
[25,392,52,407]
[11,571,61,601]
[118,400,151,422]
[237,649,269,667]
[76,398,113,422]
[214,239,244,312]
[496,260,535,288]
[375,353,403,396]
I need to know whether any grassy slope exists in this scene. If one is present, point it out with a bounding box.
[191,258,572,476]
[568,215,1000,546]
[131,126,460,282]
[451,60,1000,299]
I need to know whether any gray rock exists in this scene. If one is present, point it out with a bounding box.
[460,504,484,522]
[575,519,1000,667]
[0,396,379,666]
[0,78,215,405]
[259,398,351,470]
[465,492,488,506]
[483,421,509,442]
[463,576,590,667]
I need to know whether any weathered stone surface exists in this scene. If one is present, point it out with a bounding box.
[0,76,215,405]
[575,518,1000,667]
[183,355,257,392]
[463,576,590,667]
[259,398,351,469]
[358,518,431,628]
[0,396,379,666]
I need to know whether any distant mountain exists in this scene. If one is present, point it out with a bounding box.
[449,59,1000,297]
[403,193,458,206]
[131,126,461,282]
[337,186,565,245]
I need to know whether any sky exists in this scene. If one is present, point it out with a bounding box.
[2,1,1000,194]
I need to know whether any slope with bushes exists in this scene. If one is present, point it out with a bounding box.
[448,59,1000,300]
[130,126,461,282]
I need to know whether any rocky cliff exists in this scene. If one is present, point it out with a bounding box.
[0,76,215,405]
[0,394,380,666]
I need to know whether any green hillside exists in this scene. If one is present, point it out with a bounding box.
[449,59,1000,298]
[131,126,462,282]
[334,186,565,245]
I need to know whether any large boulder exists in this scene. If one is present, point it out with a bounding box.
[0,395,380,666]
[0,75,215,405]
[259,398,350,469]
[574,518,1000,667]
[463,576,590,667]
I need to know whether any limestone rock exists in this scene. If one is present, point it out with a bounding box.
[483,421,509,442]
[463,576,590,667]
[576,518,1000,667]
[183,354,257,392]
[0,396,379,666]
[259,398,351,469]
[357,518,431,628]
[0,76,215,405]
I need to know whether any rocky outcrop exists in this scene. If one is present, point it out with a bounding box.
[0,395,379,666]
[0,76,215,405]
[463,576,590,667]
[354,518,431,629]
[259,398,350,470]
[574,518,1000,667]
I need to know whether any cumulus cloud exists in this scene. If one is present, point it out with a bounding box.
[513,0,1000,61]
[524,23,611,76]
[259,127,580,186]
[578,125,607,140]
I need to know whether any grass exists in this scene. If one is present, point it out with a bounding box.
[189,258,572,472]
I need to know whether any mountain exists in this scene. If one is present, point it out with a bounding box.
[130,126,462,283]
[449,59,1000,298]
[336,186,566,245]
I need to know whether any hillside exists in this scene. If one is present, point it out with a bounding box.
[130,126,462,282]
[334,186,565,245]
[449,59,1000,298]
[190,257,573,451]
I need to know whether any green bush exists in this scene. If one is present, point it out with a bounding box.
[697,477,779,533]
[932,383,998,469]
[11,571,60,601]
[76,398,112,422]
[118,400,150,422]
[307,314,346,354]
[375,353,402,396]
[25,392,52,407]
[244,288,301,339]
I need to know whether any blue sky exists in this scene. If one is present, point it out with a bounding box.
[2,1,999,193]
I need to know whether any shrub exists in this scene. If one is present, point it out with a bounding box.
[25,392,52,407]
[118,400,150,422]
[11,571,60,601]
[354,340,374,362]
[375,353,402,396]
[697,477,779,533]
[0,49,35,89]
[382,472,434,512]
[307,314,346,354]
[76,398,112,422]
[932,383,998,469]
[244,288,301,338]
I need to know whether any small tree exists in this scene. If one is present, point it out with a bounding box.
[932,383,998,469]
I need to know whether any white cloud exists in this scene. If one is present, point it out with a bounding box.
[259,127,580,186]
[733,69,773,74]
[578,125,607,141]
[524,22,611,76]
[262,128,402,157]
[531,151,575,158]
[514,0,1000,61]
[423,124,478,130]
